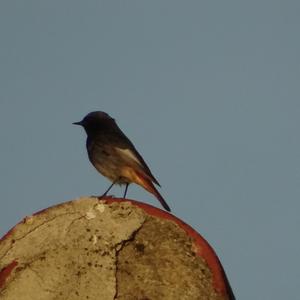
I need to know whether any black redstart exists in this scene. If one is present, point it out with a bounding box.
[73,111,171,212]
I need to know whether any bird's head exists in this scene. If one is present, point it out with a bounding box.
[73,111,115,134]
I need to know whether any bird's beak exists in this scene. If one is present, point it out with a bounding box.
[72,121,83,126]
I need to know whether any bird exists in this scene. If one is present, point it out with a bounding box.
[73,111,171,212]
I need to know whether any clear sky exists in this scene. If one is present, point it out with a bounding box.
[1,1,299,299]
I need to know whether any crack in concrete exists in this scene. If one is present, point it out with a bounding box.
[65,215,86,235]
[1,201,153,300]
[26,265,56,294]
[21,259,59,295]
[0,212,82,262]
[113,217,147,300]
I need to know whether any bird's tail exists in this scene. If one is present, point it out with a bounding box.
[134,170,171,212]
[149,182,171,212]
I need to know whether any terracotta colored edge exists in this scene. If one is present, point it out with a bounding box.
[0,196,234,298]
[0,260,18,289]
[105,198,233,298]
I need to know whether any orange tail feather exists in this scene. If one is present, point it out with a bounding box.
[134,170,171,212]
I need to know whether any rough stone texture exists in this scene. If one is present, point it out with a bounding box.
[0,197,229,300]
[116,216,224,300]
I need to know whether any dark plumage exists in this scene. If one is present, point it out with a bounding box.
[73,111,171,212]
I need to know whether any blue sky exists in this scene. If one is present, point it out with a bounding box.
[1,1,300,299]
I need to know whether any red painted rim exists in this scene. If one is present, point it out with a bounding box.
[105,198,234,298]
[0,197,234,299]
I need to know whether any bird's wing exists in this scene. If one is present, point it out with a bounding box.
[114,146,161,187]
[102,128,161,187]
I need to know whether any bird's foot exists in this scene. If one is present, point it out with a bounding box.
[97,194,114,200]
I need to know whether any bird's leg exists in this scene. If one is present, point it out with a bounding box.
[123,183,129,199]
[99,180,117,199]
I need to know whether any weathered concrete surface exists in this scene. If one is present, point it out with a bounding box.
[0,197,231,300]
